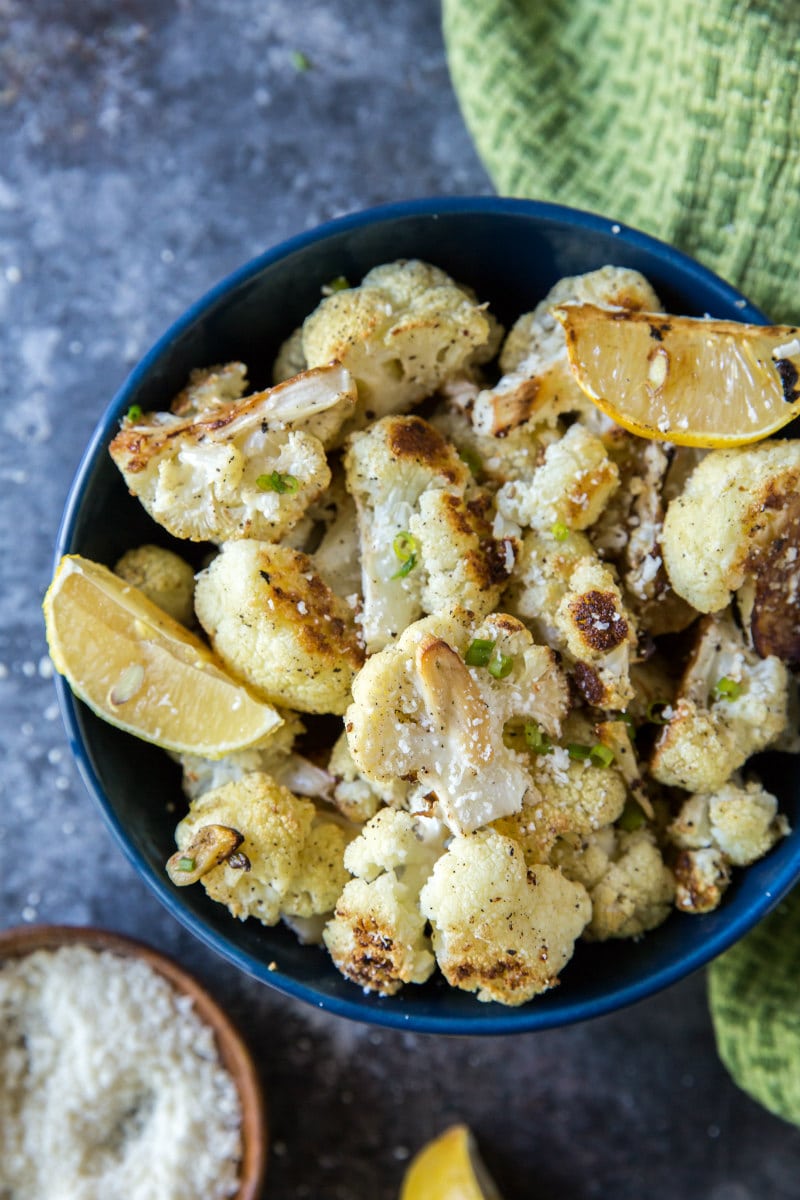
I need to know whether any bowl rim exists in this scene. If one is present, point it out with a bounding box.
[0,923,268,1196]
[53,194,797,1035]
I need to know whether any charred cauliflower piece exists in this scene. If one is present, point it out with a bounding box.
[114,543,196,626]
[172,772,351,923]
[109,363,357,543]
[344,414,469,651]
[298,259,502,423]
[170,361,249,418]
[668,779,789,914]
[323,808,447,995]
[662,441,800,663]
[554,557,638,709]
[471,266,661,437]
[650,612,789,792]
[408,488,515,620]
[585,827,675,940]
[589,437,697,637]
[494,423,620,536]
[194,540,365,715]
[419,829,591,1005]
[503,527,595,647]
[345,609,569,835]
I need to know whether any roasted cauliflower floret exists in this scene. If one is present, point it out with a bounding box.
[346,609,570,835]
[109,363,357,543]
[170,361,249,417]
[589,437,697,637]
[298,259,502,424]
[671,848,731,915]
[554,556,638,709]
[327,731,410,823]
[494,738,627,863]
[494,423,620,537]
[113,543,196,626]
[585,827,675,940]
[344,414,469,651]
[419,829,591,1005]
[194,540,365,715]
[172,772,351,923]
[503,527,595,647]
[650,612,789,792]
[669,779,788,867]
[471,266,661,437]
[662,441,800,664]
[323,809,447,995]
[311,471,363,601]
[408,488,515,620]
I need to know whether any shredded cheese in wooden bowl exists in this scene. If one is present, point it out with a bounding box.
[0,925,267,1200]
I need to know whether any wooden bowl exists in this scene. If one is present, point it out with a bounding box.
[0,924,267,1200]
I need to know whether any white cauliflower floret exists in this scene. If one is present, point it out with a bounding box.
[323,809,447,995]
[194,540,365,715]
[494,423,619,536]
[344,414,469,651]
[671,847,731,915]
[178,710,306,801]
[669,779,788,867]
[298,259,502,424]
[109,363,357,543]
[585,828,675,940]
[471,267,661,437]
[311,472,363,600]
[589,436,697,637]
[408,488,515,620]
[419,829,591,1005]
[346,609,570,835]
[170,361,249,417]
[549,826,617,890]
[430,380,562,487]
[503,527,595,647]
[327,731,410,823]
[554,556,638,709]
[662,442,800,663]
[172,772,351,923]
[113,543,196,626]
[650,612,789,792]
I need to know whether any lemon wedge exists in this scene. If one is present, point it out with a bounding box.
[43,554,282,758]
[556,303,800,448]
[400,1125,503,1200]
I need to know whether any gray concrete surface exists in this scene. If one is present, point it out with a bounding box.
[2,2,799,1197]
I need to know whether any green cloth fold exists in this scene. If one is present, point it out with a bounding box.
[443,0,800,323]
[444,0,800,1124]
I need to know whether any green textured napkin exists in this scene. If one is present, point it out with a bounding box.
[443,0,800,324]
[444,0,800,1124]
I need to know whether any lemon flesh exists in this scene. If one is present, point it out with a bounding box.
[400,1125,503,1200]
[557,304,800,448]
[43,554,282,759]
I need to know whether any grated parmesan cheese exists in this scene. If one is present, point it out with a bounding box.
[0,945,242,1200]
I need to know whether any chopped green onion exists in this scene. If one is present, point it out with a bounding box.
[458,447,483,477]
[256,471,300,494]
[713,676,743,701]
[550,521,570,542]
[125,404,142,422]
[464,638,495,667]
[487,652,515,679]
[177,857,195,872]
[646,700,670,724]
[590,743,615,768]
[524,722,552,754]
[290,49,311,71]
[391,531,419,579]
[567,743,592,761]
[618,799,645,832]
[325,275,350,293]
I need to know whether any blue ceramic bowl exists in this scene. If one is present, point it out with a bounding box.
[55,196,800,1033]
